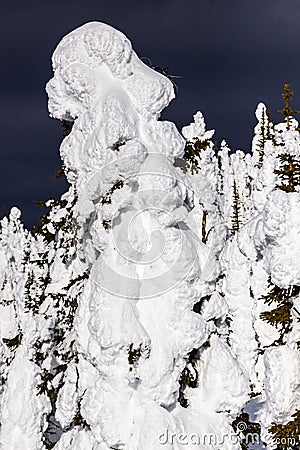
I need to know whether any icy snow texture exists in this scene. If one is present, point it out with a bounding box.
[0,346,50,449]
[45,22,225,449]
[1,21,300,450]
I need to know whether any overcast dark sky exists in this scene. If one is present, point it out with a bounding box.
[1,0,300,229]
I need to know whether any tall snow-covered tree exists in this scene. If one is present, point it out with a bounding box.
[1,22,300,450]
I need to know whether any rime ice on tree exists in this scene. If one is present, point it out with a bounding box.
[1,22,300,450]
[44,22,227,449]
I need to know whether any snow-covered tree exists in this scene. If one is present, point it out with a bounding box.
[1,22,300,450]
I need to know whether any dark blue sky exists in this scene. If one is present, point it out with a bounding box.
[1,0,300,229]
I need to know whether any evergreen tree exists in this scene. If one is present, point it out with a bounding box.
[275,153,300,192]
[231,179,241,234]
[269,411,300,450]
[256,106,274,167]
[278,83,300,130]
[259,284,300,343]
[182,137,210,174]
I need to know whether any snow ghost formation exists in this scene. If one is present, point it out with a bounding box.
[1,21,300,450]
